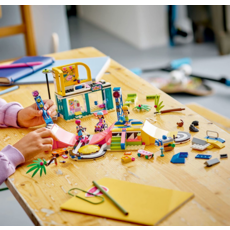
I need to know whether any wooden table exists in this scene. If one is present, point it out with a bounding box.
[1,47,230,226]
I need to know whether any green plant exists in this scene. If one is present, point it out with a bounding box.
[26,158,47,178]
[154,96,164,113]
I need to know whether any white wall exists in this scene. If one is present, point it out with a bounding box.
[78,5,168,50]
[0,5,70,61]
[31,5,70,55]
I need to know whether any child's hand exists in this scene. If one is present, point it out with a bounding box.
[17,99,57,127]
[13,127,54,161]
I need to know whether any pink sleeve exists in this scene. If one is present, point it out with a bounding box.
[0,98,23,127]
[0,145,25,185]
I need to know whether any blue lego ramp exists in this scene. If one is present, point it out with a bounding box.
[170,153,185,164]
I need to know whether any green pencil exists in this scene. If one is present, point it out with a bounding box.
[92,181,128,216]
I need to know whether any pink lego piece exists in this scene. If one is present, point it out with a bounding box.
[89,123,114,146]
[121,129,126,144]
[62,155,68,159]
[98,104,105,108]
[49,124,76,149]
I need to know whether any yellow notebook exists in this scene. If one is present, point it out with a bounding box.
[61,178,194,226]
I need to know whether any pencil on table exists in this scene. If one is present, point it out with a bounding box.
[92,180,128,216]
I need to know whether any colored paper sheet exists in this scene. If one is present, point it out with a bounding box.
[61,178,194,226]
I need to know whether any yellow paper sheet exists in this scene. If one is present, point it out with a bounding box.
[61,178,194,226]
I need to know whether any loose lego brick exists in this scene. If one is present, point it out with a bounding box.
[179,152,188,158]
[204,158,220,167]
[62,155,68,159]
[170,153,185,164]
[146,94,159,100]
[192,137,207,146]
[220,154,228,159]
[191,143,210,151]
[195,154,212,159]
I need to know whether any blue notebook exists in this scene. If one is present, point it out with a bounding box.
[0,56,55,85]
[16,56,110,85]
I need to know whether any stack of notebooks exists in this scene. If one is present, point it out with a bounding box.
[0,56,111,85]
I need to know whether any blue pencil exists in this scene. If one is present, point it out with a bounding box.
[0,86,19,96]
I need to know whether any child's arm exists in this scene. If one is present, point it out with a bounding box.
[0,98,23,128]
[0,98,57,128]
[0,145,25,185]
[0,127,54,185]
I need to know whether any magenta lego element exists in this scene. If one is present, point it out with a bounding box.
[32,90,39,97]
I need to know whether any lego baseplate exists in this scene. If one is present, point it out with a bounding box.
[107,145,145,151]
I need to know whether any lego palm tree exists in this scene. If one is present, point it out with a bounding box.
[26,158,47,177]
[154,95,164,113]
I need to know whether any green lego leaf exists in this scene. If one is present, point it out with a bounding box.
[27,163,39,167]
[33,160,40,163]
[31,168,40,178]
[40,167,43,177]
[42,165,46,175]
[26,165,39,174]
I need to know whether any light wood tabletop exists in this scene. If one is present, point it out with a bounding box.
[1,47,230,226]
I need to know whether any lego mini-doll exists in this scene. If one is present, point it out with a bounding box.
[0,97,57,185]
[97,111,105,125]
[75,119,86,141]
[122,106,130,126]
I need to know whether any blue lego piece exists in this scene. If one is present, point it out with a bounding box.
[195,154,212,159]
[204,136,225,143]
[155,139,163,146]
[179,152,188,158]
[170,153,185,164]
[162,135,167,140]
[160,147,164,157]
[113,87,121,91]
[32,90,53,126]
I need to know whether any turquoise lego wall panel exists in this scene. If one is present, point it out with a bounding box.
[84,93,91,115]
[105,87,114,110]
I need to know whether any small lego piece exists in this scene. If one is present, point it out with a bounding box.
[146,94,159,100]
[62,155,68,159]
[160,147,164,157]
[195,154,212,159]
[191,143,210,151]
[59,160,66,163]
[204,130,225,143]
[26,158,47,177]
[192,120,199,126]
[154,95,164,113]
[189,124,199,132]
[204,158,220,167]
[177,119,184,127]
[220,154,228,159]
[124,152,132,155]
[137,149,154,159]
[192,137,207,146]
[124,93,137,106]
[121,155,135,163]
[170,153,185,164]
[179,152,188,158]
[133,104,152,112]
